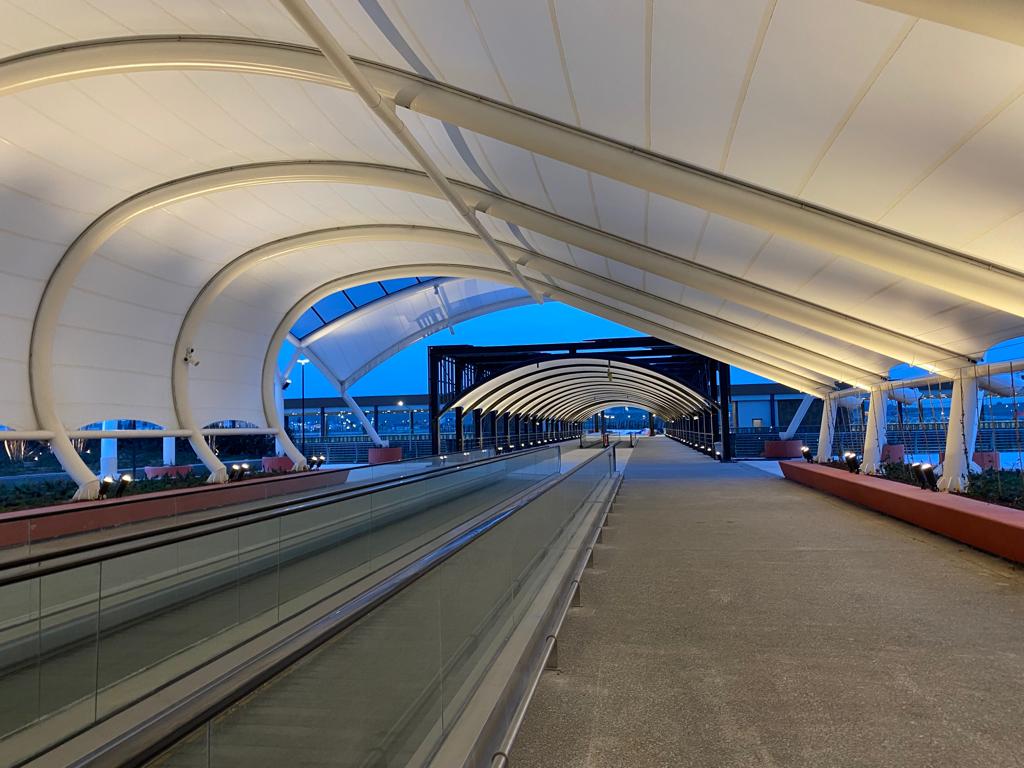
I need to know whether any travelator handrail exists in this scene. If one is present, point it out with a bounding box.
[0,444,506,525]
[0,444,561,587]
[54,444,617,768]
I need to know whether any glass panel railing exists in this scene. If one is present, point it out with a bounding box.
[0,450,498,566]
[150,448,613,768]
[0,446,559,767]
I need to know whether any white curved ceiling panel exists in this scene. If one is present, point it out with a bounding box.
[388,0,509,103]
[461,0,577,126]
[530,155,601,230]
[650,0,771,171]
[554,0,646,149]
[802,21,1024,227]
[880,93,1024,262]
[724,0,912,195]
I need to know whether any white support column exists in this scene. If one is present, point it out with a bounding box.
[342,391,386,448]
[100,419,118,478]
[938,368,981,492]
[282,344,386,451]
[780,395,814,440]
[815,398,838,463]
[861,388,888,475]
[162,436,176,467]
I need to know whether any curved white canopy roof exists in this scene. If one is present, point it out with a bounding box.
[0,0,1022,492]
[293,276,530,392]
[447,358,713,422]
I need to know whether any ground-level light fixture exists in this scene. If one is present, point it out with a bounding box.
[99,475,114,499]
[229,464,242,481]
[911,462,926,488]
[843,451,861,473]
[921,463,938,491]
[801,446,813,463]
[114,473,133,497]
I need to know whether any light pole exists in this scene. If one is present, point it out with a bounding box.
[298,358,310,458]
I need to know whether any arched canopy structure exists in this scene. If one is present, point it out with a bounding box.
[293,276,531,391]
[1,0,1022,496]
[446,358,713,423]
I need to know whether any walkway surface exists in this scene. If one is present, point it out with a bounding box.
[512,436,1024,767]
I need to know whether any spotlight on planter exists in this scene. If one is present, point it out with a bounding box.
[921,463,938,491]
[239,463,250,480]
[801,446,813,463]
[229,463,242,481]
[99,475,114,499]
[114,473,133,498]
[843,451,861,473]
[911,462,926,489]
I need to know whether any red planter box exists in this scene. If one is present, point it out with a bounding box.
[262,456,294,473]
[779,462,1024,564]
[368,447,403,465]
[938,450,1000,471]
[143,465,193,480]
[763,439,804,458]
[0,465,352,549]
[880,444,905,463]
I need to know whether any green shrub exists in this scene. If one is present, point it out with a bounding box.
[960,469,1024,510]
[882,461,919,487]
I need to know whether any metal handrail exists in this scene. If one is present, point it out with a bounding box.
[0,444,562,586]
[62,445,616,768]
[0,445,495,524]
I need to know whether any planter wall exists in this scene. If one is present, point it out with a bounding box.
[143,465,193,480]
[763,439,803,458]
[780,462,1024,564]
[0,466,352,549]
[368,447,403,465]
[262,456,294,473]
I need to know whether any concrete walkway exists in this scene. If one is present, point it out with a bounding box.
[512,436,1024,767]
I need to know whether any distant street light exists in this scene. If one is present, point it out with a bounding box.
[298,358,310,459]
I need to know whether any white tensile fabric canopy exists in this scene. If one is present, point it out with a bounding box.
[1,0,1022,492]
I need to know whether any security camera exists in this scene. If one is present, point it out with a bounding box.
[183,348,200,367]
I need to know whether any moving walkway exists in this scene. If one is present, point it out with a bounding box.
[0,444,618,767]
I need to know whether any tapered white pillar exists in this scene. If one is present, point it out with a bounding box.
[938,368,980,492]
[861,388,888,475]
[342,391,385,448]
[100,419,118,478]
[815,398,838,463]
